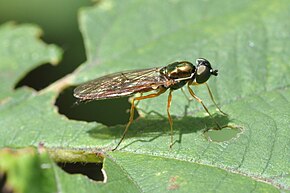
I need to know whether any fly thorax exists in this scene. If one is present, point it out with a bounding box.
[165,61,195,80]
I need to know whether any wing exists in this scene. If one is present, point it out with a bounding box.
[73,67,170,100]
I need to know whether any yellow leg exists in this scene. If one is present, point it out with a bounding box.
[166,90,174,148]
[205,83,227,116]
[112,87,167,151]
[181,87,192,102]
[134,93,143,107]
[187,84,222,129]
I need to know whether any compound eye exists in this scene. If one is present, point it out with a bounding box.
[196,58,211,68]
[196,65,211,84]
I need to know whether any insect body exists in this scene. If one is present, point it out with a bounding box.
[74,58,226,150]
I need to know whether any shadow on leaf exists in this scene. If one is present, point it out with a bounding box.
[87,113,241,149]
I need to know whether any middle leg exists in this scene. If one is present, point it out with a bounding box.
[187,84,222,129]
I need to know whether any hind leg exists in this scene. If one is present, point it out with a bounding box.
[112,87,167,151]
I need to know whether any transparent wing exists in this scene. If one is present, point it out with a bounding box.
[73,67,169,100]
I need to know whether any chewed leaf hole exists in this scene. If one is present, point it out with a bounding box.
[15,63,64,91]
[0,172,13,193]
[57,162,104,182]
[55,86,138,126]
[204,125,242,142]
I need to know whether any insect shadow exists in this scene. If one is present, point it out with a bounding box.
[87,113,232,148]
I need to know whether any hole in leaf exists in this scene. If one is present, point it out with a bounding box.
[55,86,139,126]
[15,63,64,91]
[204,125,242,142]
[0,172,13,193]
[57,162,104,182]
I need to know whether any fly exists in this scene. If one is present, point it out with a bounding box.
[73,58,227,150]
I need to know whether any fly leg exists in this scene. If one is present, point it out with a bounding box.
[205,83,227,116]
[112,87,167,151]
[181,87,193,102]
[134,93,143,107]
[127,93,142,117]
[187,84,222,130]
[167,90,175,148]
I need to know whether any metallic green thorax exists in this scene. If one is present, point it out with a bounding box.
[160,61,196,90]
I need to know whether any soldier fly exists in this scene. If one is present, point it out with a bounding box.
[74,58,226,150]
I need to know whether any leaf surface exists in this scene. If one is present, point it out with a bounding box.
[0,0,289,192]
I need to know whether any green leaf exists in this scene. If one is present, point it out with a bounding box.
[0,0,290,192]
[0,148,140,193]
[0,148,57,193]
[0,23,62,99]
